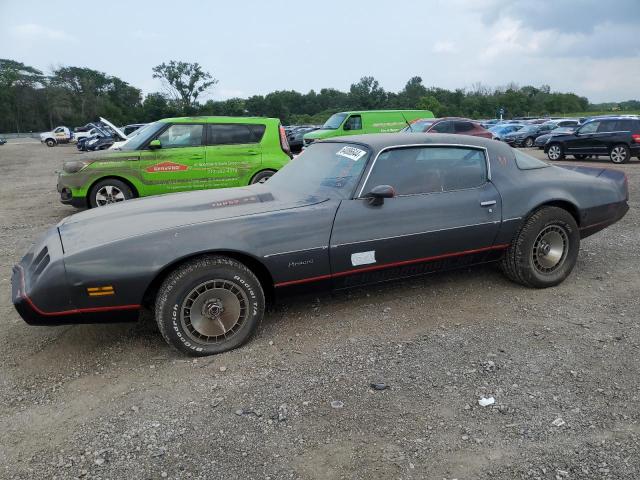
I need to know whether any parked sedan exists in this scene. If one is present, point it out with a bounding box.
[534,127,577,149]
[287,126,319,153]
[403,117,493,138]
[13,134,629,356]
[489,124,525,141]
[503,123,559,147]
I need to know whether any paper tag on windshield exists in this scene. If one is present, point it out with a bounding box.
[336,146,367,161]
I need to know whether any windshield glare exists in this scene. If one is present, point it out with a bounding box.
[321,113,348,130]
[267,142,369,199]
[118,122,165,151]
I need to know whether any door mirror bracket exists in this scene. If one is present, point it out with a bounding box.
[148,139,162,150]
[364,185,395,206]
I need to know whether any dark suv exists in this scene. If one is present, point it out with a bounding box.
[545,117,640,164]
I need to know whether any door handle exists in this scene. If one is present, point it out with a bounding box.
[247,150,259,155]
[480,200,497,207]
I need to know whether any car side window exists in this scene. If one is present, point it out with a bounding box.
[578,121,599,134]
[431,121,453,133]
[454,121,474,133]
[206,124,261,145]
[363,146,487,196]
[597,121,617,133]
[614,120,633,131]
[157,124,203,148]
[344,115,362,131]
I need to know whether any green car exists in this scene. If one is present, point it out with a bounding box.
[303,110,433,147]
[57,116,292,208]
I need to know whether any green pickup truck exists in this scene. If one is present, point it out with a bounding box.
[57,116,291,208]
[303,110,433,147]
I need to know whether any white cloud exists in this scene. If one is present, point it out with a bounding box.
[11,23,76,42]
[432,41,456,54]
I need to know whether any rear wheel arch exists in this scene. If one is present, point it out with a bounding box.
[142,250,275,310]
[526,200,581,227]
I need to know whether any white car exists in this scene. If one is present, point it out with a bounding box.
[40,126,72,147]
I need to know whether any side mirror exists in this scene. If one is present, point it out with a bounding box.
[148,139,161,149]
[364,185,395,206]
[343,122,351,131]
[574,131,580,136]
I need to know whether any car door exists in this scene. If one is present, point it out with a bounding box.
[204,124,264,188]
[329,145,503,289]
[138,123,206,196]
[342,114,364,135]
[593,119,620,154]
[567,120,600,154]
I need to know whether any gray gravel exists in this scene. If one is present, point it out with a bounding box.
[0,143,639,479]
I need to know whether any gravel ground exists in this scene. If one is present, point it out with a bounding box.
[1,141,639,479]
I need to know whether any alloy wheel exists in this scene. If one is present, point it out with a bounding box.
[548,145,561,160]
[95,185,126,206]
[611,146,627,164]
[180,279,249,344]
[531,225,569,274]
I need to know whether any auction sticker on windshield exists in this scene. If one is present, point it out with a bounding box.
[336,146,367,161]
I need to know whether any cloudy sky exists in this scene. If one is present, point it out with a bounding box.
[1,0,639,103]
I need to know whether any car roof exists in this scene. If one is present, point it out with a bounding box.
[160,116,280,124]
[320,132,500,152]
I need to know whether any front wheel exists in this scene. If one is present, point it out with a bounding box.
[250,170,276,184]
[88,179,134,208]
[610,144,630,164]
[45,139,56,147]
[501,206,579,288]
[523,137,534,148]
[547,143,564,161]
[155,255,265,356]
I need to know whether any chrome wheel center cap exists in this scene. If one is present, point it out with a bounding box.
[203,299,224,319]
[539,241,551,256]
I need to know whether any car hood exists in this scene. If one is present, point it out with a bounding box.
[57,186,329,254]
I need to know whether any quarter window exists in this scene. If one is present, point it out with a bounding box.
[207,124,265,145]
[454,121,475,133]
[614,120,633,131]
[363,146,487,196]
[157,124,203,148]
[430,121,453,133]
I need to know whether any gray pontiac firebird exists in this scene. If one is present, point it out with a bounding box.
[12,133,629,355]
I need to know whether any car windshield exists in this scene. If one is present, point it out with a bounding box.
[266,142,370,199]
[321,113,348,130]
[403,120,435,132]
[118,122,166,151]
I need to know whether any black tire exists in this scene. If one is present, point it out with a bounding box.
[500,206,579,288]
[45,138,56,147]
[155,255,265,356]
[574,154,587,160]
[609,144,630,164]
[250,169,276,184]
[546,143,564,161]
[523,137,534,148]
[88,179,134,208]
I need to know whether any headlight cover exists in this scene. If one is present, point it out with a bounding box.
[63,160,93,174]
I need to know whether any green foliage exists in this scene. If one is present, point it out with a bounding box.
[0,57,636,133]
[152,61,217,114]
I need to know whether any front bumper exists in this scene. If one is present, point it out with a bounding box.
[11,229,139,325]
[57,175,89,208]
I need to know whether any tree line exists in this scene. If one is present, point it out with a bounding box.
[0,58,635,133]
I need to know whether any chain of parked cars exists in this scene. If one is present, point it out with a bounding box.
[13,108,634,356]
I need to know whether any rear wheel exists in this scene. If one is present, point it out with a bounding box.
[547,143,564,161]
[88,179,134,208]
[250,169,276,184]
[155,255,265,356]
[610,144,630,164]
[501,206,579,288]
